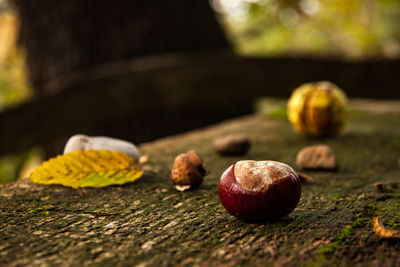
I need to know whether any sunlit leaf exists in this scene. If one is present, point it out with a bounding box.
[30,150,143,188]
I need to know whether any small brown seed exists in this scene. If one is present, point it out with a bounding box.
[372,181,398,192]
[373,182,384,191]
[296,144,338,170]
[213,134,251,156]
[170,150,206,191]
[296,172,313,183]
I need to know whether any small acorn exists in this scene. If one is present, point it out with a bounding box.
[170,150,206,191]
[287,81,347,137]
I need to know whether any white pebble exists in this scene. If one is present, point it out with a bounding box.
[64,134,140,162]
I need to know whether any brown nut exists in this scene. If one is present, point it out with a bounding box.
[372,181,398,192]
[219,160,301,222]
[170,150,206,191]
[296,144,338,170]
[296,172,313,183]
[213,134,251,156]
[372,182,384,191]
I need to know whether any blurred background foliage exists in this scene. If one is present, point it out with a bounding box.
[0,149,42,184]
[1,0,400,109]
[211,0,400,59]
[0,0,33,184]
[0,0,31,111]
[0,0,400,184]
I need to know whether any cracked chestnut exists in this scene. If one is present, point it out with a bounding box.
[219,160,301,222]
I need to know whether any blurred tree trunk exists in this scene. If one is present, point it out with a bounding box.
[13,0,230,97]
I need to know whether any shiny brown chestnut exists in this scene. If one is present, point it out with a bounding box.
[219,160,301,222]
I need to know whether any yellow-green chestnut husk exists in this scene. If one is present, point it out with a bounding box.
[287,81,347,137]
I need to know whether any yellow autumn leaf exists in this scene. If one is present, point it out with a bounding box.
[30,150,143,188]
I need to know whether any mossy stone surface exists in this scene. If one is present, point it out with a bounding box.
[1,101,400,266]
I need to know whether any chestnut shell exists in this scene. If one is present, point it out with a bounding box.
[170,150,206,191]
[219,164,301,222]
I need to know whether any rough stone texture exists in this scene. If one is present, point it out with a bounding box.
[1,101,400,266]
